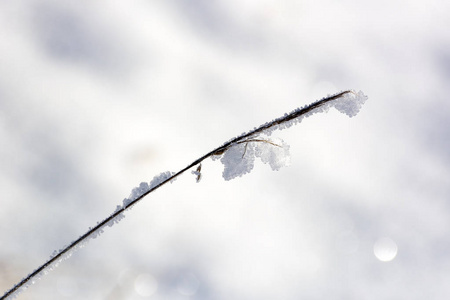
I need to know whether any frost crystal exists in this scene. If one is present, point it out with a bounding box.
[106,205,126,227]
[123,182,150,208]
[150,171,177,187]
[122,171,175,208]
[191,164,202,183]
[219,137,290,181]
[255,137,290,171]
[221,143,256,180]
[215,90,367,181]
[333,90,368,117]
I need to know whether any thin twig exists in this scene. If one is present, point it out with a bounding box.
[1,90,354,300]
[239,139,281,158]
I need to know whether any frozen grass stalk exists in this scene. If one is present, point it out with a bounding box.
[1,90,368,300]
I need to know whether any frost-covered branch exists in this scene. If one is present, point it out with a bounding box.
[1,90,367,300]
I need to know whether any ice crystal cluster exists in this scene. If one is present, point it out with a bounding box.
[217,137,290,181]
[333,90,367,117]
[214,90,367,181]
[122,171,176,208]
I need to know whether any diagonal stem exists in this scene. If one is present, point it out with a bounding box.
[1,90,354,300]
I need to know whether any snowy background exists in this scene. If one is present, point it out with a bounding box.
[1,0,450,299]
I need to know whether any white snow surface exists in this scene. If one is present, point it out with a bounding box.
[3,1,449,299]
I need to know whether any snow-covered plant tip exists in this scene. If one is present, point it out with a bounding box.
[1,90,368,299]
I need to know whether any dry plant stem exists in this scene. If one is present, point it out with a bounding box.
[1,90,353,300]
[239,139,281,158]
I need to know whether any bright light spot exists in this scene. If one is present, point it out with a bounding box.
[176,272,200,296]
[134,273,158,297]
[374,237,398,262]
